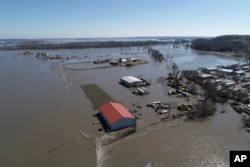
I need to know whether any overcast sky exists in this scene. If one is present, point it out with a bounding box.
[0,0,250,38]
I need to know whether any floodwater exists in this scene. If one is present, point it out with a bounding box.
[0,46,249,167]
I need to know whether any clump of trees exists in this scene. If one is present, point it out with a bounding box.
[0,41,168,50]
[181,70,199,95]
[182,70,218,120]
[186,81,217,120]
[148,48,166,62]
[191,35,250,52]
[182,70,227,103]
[182,70,199,82]
[186,82,198,95]
[199,80,218,103]
[187,102,216,120]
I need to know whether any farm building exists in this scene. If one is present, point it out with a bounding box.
[223,81,236,89]
[197,73,214,79]
[217,69,233,75]
[204,67,218,74]
[196,73,214,82]
[120,76,144,87]
[99,102,136,131]
[233,70,245,75]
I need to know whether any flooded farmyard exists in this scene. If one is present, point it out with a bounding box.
[0,44,249,167]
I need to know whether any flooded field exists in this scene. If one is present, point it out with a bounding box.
[0,46,249,167]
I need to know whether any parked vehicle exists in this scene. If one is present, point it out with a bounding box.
[168,89,177,95]
[240,106,250,115]
[177,103,193,111]
[159,110,169,115]
[146,101,170,111]
[133,87,149,95]
[223,82,236,89]
[242,106,250,115]
[152,103,162,109]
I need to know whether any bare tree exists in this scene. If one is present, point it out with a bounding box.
[187,102,216,120]
[172,63,179,78]
[245,51,250,65]
[200,80,217,103]
[165,55,173,71]
[187,83,198,95]
[182,70,199,82]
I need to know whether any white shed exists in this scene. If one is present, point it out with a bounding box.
[120,76,144,87]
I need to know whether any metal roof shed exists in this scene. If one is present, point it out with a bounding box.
[99,102,136,131]
[120,76,143,87]
[206,67,217,71]
[218,69,233,74]
[198,74,214,78]
[234,70,245,75]
[197,73,214,82]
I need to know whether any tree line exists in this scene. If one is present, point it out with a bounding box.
[191,35,250,52]
[0,41,169,50]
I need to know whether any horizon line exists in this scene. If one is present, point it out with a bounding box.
[0,35,216,40]
[1,34,249,40]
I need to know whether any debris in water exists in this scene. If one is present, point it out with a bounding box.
[145,162,153,167]
[47,131,63,153]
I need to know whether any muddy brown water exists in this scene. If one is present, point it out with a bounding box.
[0,47,249,167]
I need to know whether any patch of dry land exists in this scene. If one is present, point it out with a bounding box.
[80,84,116,110]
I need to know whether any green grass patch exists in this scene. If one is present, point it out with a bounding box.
[80,84,115,110]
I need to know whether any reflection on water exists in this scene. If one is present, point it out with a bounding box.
[0,45,248,167]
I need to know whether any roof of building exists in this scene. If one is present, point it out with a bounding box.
[225,81,235,85]
[128,57,137,61]
[223,79,234,83]
[206,67,217,71]
[218,69,233,73]
[100,102,134,124]
[235,70,245,74]
[120,76,142,83]
[198,73,214,78]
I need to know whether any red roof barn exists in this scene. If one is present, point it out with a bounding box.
[99,102,136,131]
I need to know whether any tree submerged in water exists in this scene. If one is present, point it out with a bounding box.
[187,102,216,121]
[182,70,217,120]
[148,48,166,62]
